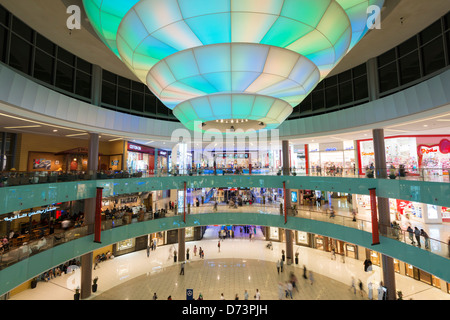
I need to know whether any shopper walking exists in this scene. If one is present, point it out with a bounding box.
[358,279,364,297]
[350,277,356,295]
[254,289,261,300]
[368,282,373,300]
[276,260,281,274]
[280,258,284,273]
[146,245,150,258]
[180,262,185,275]
[152,292,158,300]
[193,245,197,256]
[244,290,249,300]
[308,270,314,285]
[302,265,308,280]
[218,240,221,252]
[286,281,293,299]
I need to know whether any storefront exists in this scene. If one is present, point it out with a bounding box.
[213,153,250,169]
[126,142,155,174]
[357,135,450,175]
[308,141,357,175]
[156,150,169,174]
[295,231,310,246]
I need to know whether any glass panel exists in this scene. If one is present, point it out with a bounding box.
[338,70,351,82]
[55,61,74,92]
[118,76,131,88]
[144,94,157,114]
[75,70,91,98]
[131,91,144,112]
[36,33,55,56]
[156,100,168,115]
[445,12,450,30]
[312,90,324,111]
[103,70,117,84]
[0,25,7,62]
[420,20,442,45]
[447,31,450,63]
[398,36,418,57]
[101,81,116,105]
[9,34,32,74]
[0,5,9,27]
[339,81,353,104]
[12,16,33,42]
[324,75,337,87]
[299,94,311,113]
[353,76,368,101]
[34,49,54,85]
[76,57,92,74]
[117,86,130,108]
[57,47,75,66]
[399,50,421,85]
[325,86,338,108]
[132,81,145,92]
[352,63,367,78]
[377,48,396,67]
[378,62,398,93]
[421,36,445,76]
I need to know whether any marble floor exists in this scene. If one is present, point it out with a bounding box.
[10,226,449,300]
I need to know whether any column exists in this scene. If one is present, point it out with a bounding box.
[366,58,379,101]
[372,128,396,300]
[91,65,102,107]
[178,228,185,262]
[80,132,99,299]
[282,140,294,263]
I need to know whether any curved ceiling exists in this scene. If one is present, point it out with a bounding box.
[1,0,448,80]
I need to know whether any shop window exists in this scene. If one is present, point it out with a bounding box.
[378,62,398,93]
[419,20,442,45]
[117,86,131,109]
[0,25,7,63]
[9,34,32,74]
[75,70,91,98]
[33,49,54,85]
[419,270,432,285]
[338,80,353,104]
[399,50,421,85]
[12,16,33,43]
[369,250,380,266]
[421,36,446,76]
[431,276,441,289]
[393,259,400,273]
[55,61,74,92]
[101,81,117,105]
[36,33,55,56]
[353,76,368,100]
[312,90,325,110]
[57,47,75,66]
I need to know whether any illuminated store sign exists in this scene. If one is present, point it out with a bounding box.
[4,206,58,221]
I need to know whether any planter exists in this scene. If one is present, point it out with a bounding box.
[31,279,37,289]
[295,257,298,265]
[186,253,189,260]
[282,254,285,262]
[174,255,177,263]
[92,284,97,292]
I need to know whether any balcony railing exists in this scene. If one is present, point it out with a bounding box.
[0,166,448,188]
[1,202,448,271]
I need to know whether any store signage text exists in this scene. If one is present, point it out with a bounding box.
[4,206,58,222]
[325,148,337,151]
[419,146,438,154]
[128,144,142,151]
[362,152,374,156]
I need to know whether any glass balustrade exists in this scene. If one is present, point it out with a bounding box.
[1,202,448,271]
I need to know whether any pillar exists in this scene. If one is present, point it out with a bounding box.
[91,65,102,107]
[372,128,396,300]
[80,132,99,299]
[367,58,380,101]
[282,140,294,263]
[178,228,185,262]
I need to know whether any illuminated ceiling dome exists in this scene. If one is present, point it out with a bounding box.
[83,0,384,132]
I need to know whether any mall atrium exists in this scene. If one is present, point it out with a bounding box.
[0,0,449,302]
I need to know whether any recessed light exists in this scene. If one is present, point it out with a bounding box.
[66,133,88,137]
[53,129,58,132]
[423,125,428,127]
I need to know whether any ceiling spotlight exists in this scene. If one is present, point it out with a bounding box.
[216,119,218,122]
[220,119,223,123]
[231,119,234,123]
[245,119,248,122]
[53,129,58,132]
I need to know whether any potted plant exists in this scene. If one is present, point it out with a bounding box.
[279,203,283,215]
[281,249,285,262]
[189,170,193,176]
[74,287,80,300]
[92,277,98,293]
[397,290,403,300]
[292,167,297,176]
[174,250,177,262]
[277,169,282,176]
[295,252,299,264]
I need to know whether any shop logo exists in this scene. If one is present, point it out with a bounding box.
[419,146,438,154]
[129,144,142,151]
[362,152,374,156]
[367,5,382,30]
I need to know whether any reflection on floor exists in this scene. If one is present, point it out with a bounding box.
[10,226,449,300]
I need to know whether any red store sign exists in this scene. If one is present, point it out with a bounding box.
[127,142,155,154]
